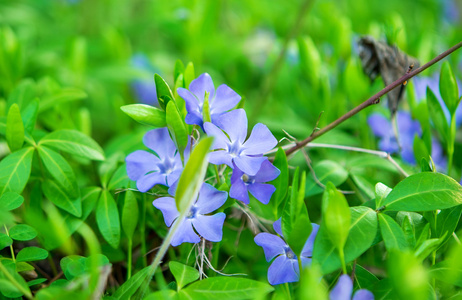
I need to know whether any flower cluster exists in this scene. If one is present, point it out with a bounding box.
[254,219,319,285]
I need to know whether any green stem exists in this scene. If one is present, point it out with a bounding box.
[338,248,347,274]
[214,165,221,186]
[447,115,456,176]
[297,257,303,282]
[127,238,133,279]
[140,194,147,267]
[4,225,15,263]
[211,241,221,277]
[0,261,33,299]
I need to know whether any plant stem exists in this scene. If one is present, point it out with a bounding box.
[339,248,347,274]
[447,115,456,176]
[4,225,15,263]
[127,238,133,279]
[140,194,147,267]
[284,41,462,157]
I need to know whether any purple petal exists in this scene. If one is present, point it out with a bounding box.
[136,172,166,192]
[254,232,286,261]
[248,183,276,205]
[301,223,320,257]
[431,138,447,171]
[401,143,417,164]
[234,155,266,176]
[171,219,200,246]
[242,123,277,155]
[132,81,158,105]
[185,111,204,127]
[126,150,160,180]
[189,73,215,103]
[230,178,250,204]
[196,183,228,214]
[216,109,248,144]
[208,151,233,168]
[397,111,421,135]
[166,168,183,187]
[143,128,177,159]
[329,274,353,300]
[273,218,283,236]
[177,88,201,113]
[268,255,299,285]
[300,256,312,268]
[352,290,375,300]
[210,84,241,114]
[204,122,229,150]
[254,160,280,182]
[152,197,179,226]
[193,213,226,242]
[367,114,392,138]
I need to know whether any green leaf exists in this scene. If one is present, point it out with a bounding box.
[313,206,378,274]
[166,101,188,158]
[383,172,462,212]
[427,87,448,144]
[39,87,87,112]
[298,36,321,87]
[39,130,105,161]
[375,182,392,208]
[21,99,39,133]
[16,247,48,262]
[6,103,24,152]
[0,147,34,196]
[42,179,82,217]
[378,213,408,251]
[0,233,12,249]
[0,259,31,298]
[122,191,138,240]
[270,147,288,210]
[6,79,36,111]
[439,61,459,116]
[179,277,274,300]
[175,137,213,213]
[27,278,47,287]
[96,190,120,248]
[169,261,199,290]
[435,205,462,247]
[155,74,174,109]
[145,290,178,300]
[305,160,348,196]
[184,62,195,88]
[321,182,350,251]
[0,192,24,211]
[108,164,129,190]
[112,266,151,299]
[9,224,37,241]
[174,60,185,83]
[414,238,442,261]
[120,104,167,127]
[38,146,79,197]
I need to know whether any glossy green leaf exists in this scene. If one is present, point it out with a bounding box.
[39,129,105,161]
[6,103,24,152]
[122,191,138,240]
[313,206,378,274]
[155,74,174,109]
[375,182,392,208]
[96,190,120,248]
[175,137,213,213]
[183,62,195,88]
[27,278,47,287]
[0,233,12,249]
[383,172,462,212]
[0,192,24,211]
[145,290,178,300]
[0,147,34,196]
[169,261,199,290]
[378,213,408,251]
[39,87,87,112]
[414,238,442,261]
[270,147,288,210]
[322,182,350,251]
[112,266,151,299]
[174,60,185,83]
[9,224,37,241]
[427,87,448,144]
[38,146,79,197]
[306,160,348,196]
[21,99,39,133]
[108,164,129,190]
[120,104,166,127]
[42,179,82,217]
[179,277,274,300]
[439,61,459,116]
[16,246,49,262]
[166,101,188,157]
[435,205,462,247]
[98,152,125,188]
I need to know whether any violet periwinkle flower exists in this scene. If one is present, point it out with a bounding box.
[367,111,447,169]
[204,109,278,176]
[177,73,241,129]
[131,54,158,106]
[230,160,280,205]
[126,128,186,192]
[153,183,227,246]
[330,274,374,300]
[254,219,319,285]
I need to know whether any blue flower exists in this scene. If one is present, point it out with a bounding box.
[153,183,227,246]
[254,219,319,285]
[177,73,241,129]
[131,54,158,106]
[125,128,186,192]
[330,274,374,300]
[230,160,280,205]
[204,109,277,176]
[367,111,447,170]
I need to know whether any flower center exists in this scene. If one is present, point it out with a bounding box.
[186,206,198,219]
[228,140,242,158]
[241,174,255,185]
[157,156,177,176]
[284,246,296,260]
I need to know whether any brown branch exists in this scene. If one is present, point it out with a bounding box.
[284,41,462,157]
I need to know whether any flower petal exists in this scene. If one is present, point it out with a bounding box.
[352,290,375,300]
[254,160,280,182]
[136,172,166,192]
[185,111,204,127]
[210,84,241,114]
[230,177,250,204]
[273,218,283,236]
[254,232,286,261]
[152,197,179,226]
[301,223,320,257]
[126,150,160,180]
[367,113,391,138]
[189,73,215,102]
[166,168,183,187]
[242,123,277,155]
[132,81,158,105]
[204,122,229,150]
[208,150,233,168]
[216,109,248,144]
[196,183,228,214]
[193,213,226,242]
[171,219,201,246]
[248,183,276,205]
[143,128,177,159]
[234,155,266,176]
[329,274,353,300]
[267,255,299,285]
[177,88,201,113]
